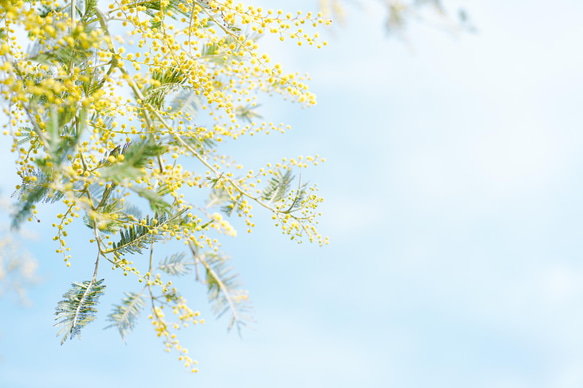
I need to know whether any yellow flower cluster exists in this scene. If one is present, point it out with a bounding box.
[150,302,203,371]
[1,0,329,369]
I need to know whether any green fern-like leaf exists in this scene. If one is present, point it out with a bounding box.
[206,187,231,209]
[94,182,117,210]
[110,211,186,255]
[83,191,143,233]
[168,132,216,155]
[110,216,161,255]
[99,140,167,182]
[200,34,252,65]
[131,0,193,29]
[262,169,293,203]
[195,250,252,332]
[105,292,146,341]
[81,0,98,22]
[15,127,36,146]
[162,288,182,303]
[282,177,309,214]
[170,89,202,120]
[158,252,192,276]
[130,186,172,214]
[201,41,220,57]
[30,23,97,68]
[235,104,262,124]
[145,66,187,109]
[39,105,84,165]
[11,169,64,229]
[54,279,106,345]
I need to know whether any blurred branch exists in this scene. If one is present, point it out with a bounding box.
[0,198,40,305]
[320,0,476,37]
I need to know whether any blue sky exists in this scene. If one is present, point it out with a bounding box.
[3,1,583,387]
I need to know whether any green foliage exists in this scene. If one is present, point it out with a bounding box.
[206,187,231,209]
[145,67,188,109]
[110,212,185,255]
[130,186,172,214]
[54,279,106,345]
[235,104,262,124]
[278,174,309,214]
[106,291,146,341]
[136,0,193,29]
[93,183,119,211]
[30,23,97,66]
[12,169,63,229]
[81,0,99,23]
[99,140,168,182]
[82,191,143,233]
[159,252,192,276]
[2,0,328,371]
[195,249,252,332]
[44,105,85,164]
[262,169,294,203]
[169,90,203,120]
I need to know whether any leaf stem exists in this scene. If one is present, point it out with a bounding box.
[71,0,76,30]
[188,242,240,326]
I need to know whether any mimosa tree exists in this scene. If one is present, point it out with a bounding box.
[0,0,329,372]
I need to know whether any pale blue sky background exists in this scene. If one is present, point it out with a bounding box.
[3,1,583,387]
